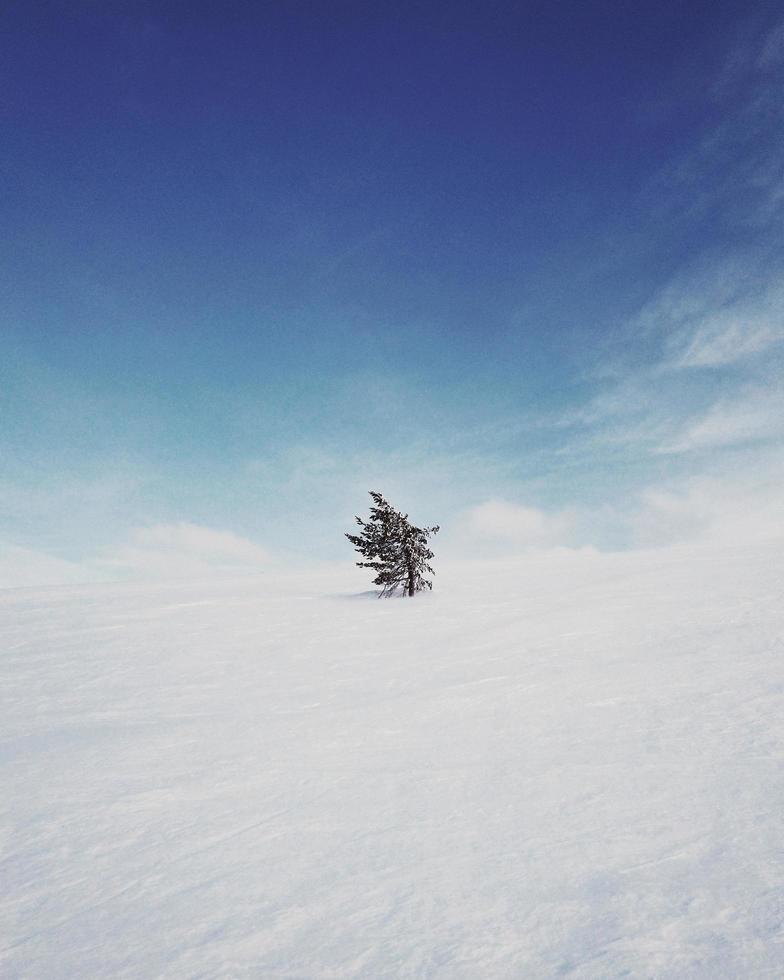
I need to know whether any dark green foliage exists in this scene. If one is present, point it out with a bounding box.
[346,491,440,597]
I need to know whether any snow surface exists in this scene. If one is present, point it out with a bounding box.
[1,544,783,978]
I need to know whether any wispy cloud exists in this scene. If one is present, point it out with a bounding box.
[756,18,784,69]
[657,385,784,454]
[653,16,784,233]
[558,17,784,476]
[670,314,783,369]
[659,277,784,370]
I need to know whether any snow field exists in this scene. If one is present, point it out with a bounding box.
[1,543,783,977]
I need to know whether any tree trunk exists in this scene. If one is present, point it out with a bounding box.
[407,565,414,597]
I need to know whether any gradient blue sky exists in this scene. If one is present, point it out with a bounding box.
[2,2,783,585]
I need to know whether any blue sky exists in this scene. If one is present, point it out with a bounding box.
[2,2,783,585]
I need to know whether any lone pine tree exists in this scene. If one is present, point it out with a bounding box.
[346,491,440,597]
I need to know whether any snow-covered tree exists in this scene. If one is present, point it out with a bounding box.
[346,491,439,597]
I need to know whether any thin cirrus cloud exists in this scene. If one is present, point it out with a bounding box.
[662,281,784,370]
[627,14,784,374]
[671,316,783,369]
[657,385,784,455]
[563,16,784,464]
[755,15,784,69]
[566,16,784,434]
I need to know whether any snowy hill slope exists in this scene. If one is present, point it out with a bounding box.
[1,544,783,978]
